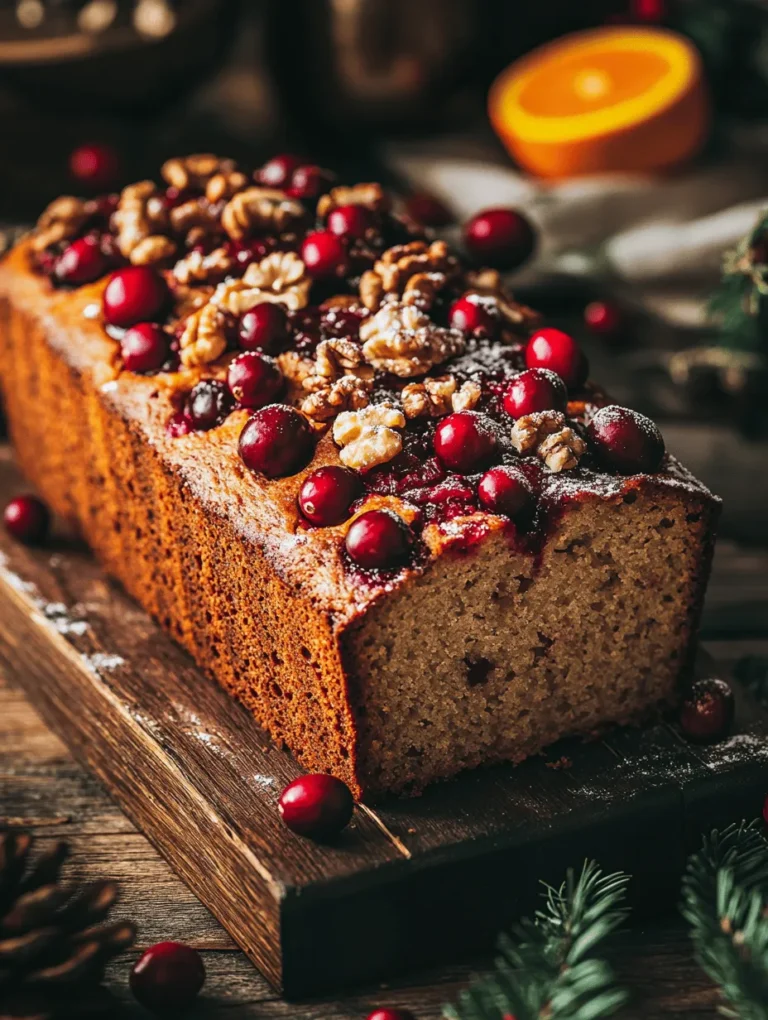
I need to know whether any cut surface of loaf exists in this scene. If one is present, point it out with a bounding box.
[0,157,719,799]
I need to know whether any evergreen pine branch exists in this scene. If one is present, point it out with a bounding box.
[444,862,630,1020]
[708,208,768,355]
[681,821,768,1020]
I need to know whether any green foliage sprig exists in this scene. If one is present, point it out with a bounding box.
[708,210,768,356]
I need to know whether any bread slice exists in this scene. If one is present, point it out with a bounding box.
[0,171,719,800]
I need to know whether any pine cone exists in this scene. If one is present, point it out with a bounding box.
[0,831,136,1020]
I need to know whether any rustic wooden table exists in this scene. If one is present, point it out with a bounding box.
[2,536,768,1018]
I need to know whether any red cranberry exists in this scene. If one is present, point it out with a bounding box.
[288,164,335,200]
[4,495,50,544]
[463,208,536,271]
[503,368,568,418]
[327,204,374,240]
[227,352,283,409]
[54,236,108,286]
[239,303,288,353]
[279,774,354,840]
[367,1011,418,1020]
[299,466,362,526]
[477,466,535,522]
[587,405,665,475]
[121,323,169,374]
[449,295,499,337]
[301,231,348,280]
[345,509,413,570]
[256,153,301,188]
[404,192,453,227]
[185,380,234,431]
[239,404,314,478]
[525,327,588,390]
[679,678,734,744]
[69,142,120,191]
[130,941,205,1011]
[585,300,622,337]
[103,266,167,328]
[434,411,498,474]
[632,0,667,22]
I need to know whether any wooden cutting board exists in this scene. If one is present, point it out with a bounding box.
[0,442,766,999]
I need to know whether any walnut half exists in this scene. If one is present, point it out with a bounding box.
[359,298,466,378]
[510,410,585,472]
[333,403,406,471]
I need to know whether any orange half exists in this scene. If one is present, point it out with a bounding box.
[489,27,710,179]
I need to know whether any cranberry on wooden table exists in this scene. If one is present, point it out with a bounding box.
[256,153,301,188]
[298,466,362,526]
[227,352,283,409]
[102,267,167,328]
[585,299,622,337]
[345,509,413,570]
[301,231,349,280]
[587,405,665,475]
[54,236,109,286]
[434,411,498,473]
[4,495,50,545]
[121,323,169,374]
[239,404,314,478]
[367,1010,418,1020]
[185,380,234,431]
[503,368,568,418]
[278,774,354,839]
[478,465,535,522]
[449,295,499,338]
[327,204,375,240]
[679,678,734,744]
[69,142,120,191]
[130,940,205,1011]
[238,303,288,353]
[525,327,588,390]
[463,207,536,270]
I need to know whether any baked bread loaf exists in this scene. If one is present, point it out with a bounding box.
[0,155,719,799]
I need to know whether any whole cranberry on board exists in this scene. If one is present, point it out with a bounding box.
[298,466,363,526]
[239,404,314,478]
[102,267,168,328]
[525,328,588,390]
[367,1010,418,1020]
[584,300,622,338]
[587,406,665,475]
[130,941,205,1011]
[345,509,413,571]
[4,495,50,545]
[69,142,121,191]
[278,774,354,839]
[463,208,536,271]
[679,678,734,744]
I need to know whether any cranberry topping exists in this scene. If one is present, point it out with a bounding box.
[121,322,169,374]
[345,509,413,570]
[54,235,109,286]
[477,465,535,522]
[587,405,665,475]
[185,379,234,431]
[69,142,120,191]
[585,299,622,337]
[298,466,362,526]
[404,192,453,227]
[130,941,205,1011]
[434,411,498,473]
[227,352,283,409]
[4,495,50,545]
[327,204,375,240]
[256,153,301,188]
[301,231,349,280]
[449,295,499,338]
[525,327,588,390]
[367,1011,418,1020]
[287,164,335,200]
[679,678,734,744]
[102,266,168,328]
[503,368,568,418]
[239,404,314,478]
[239,303,288,353]
[278,774,354,840]
[463,207,536,271]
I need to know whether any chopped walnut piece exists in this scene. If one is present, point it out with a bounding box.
[277,350,316,388]
[359,240,460,311]
[305,338,364,385]
[333,403,405,471]
[359,297,466,377]
[112,180,172,263]
[161,154,235,191]
[317,182,389,219]
[211,252,311,314]
[301,339,374,423]
[179,302,228,368]
[205,170,248,204]
[169,198,220,243]
[172,247,234,285]
[510,410,585,472]
[130,235,177,266]
[452,380,482,412]
[32,196,90,252]
[302,375,373,423]
[401,376,457,419]
[221,187,306,240]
